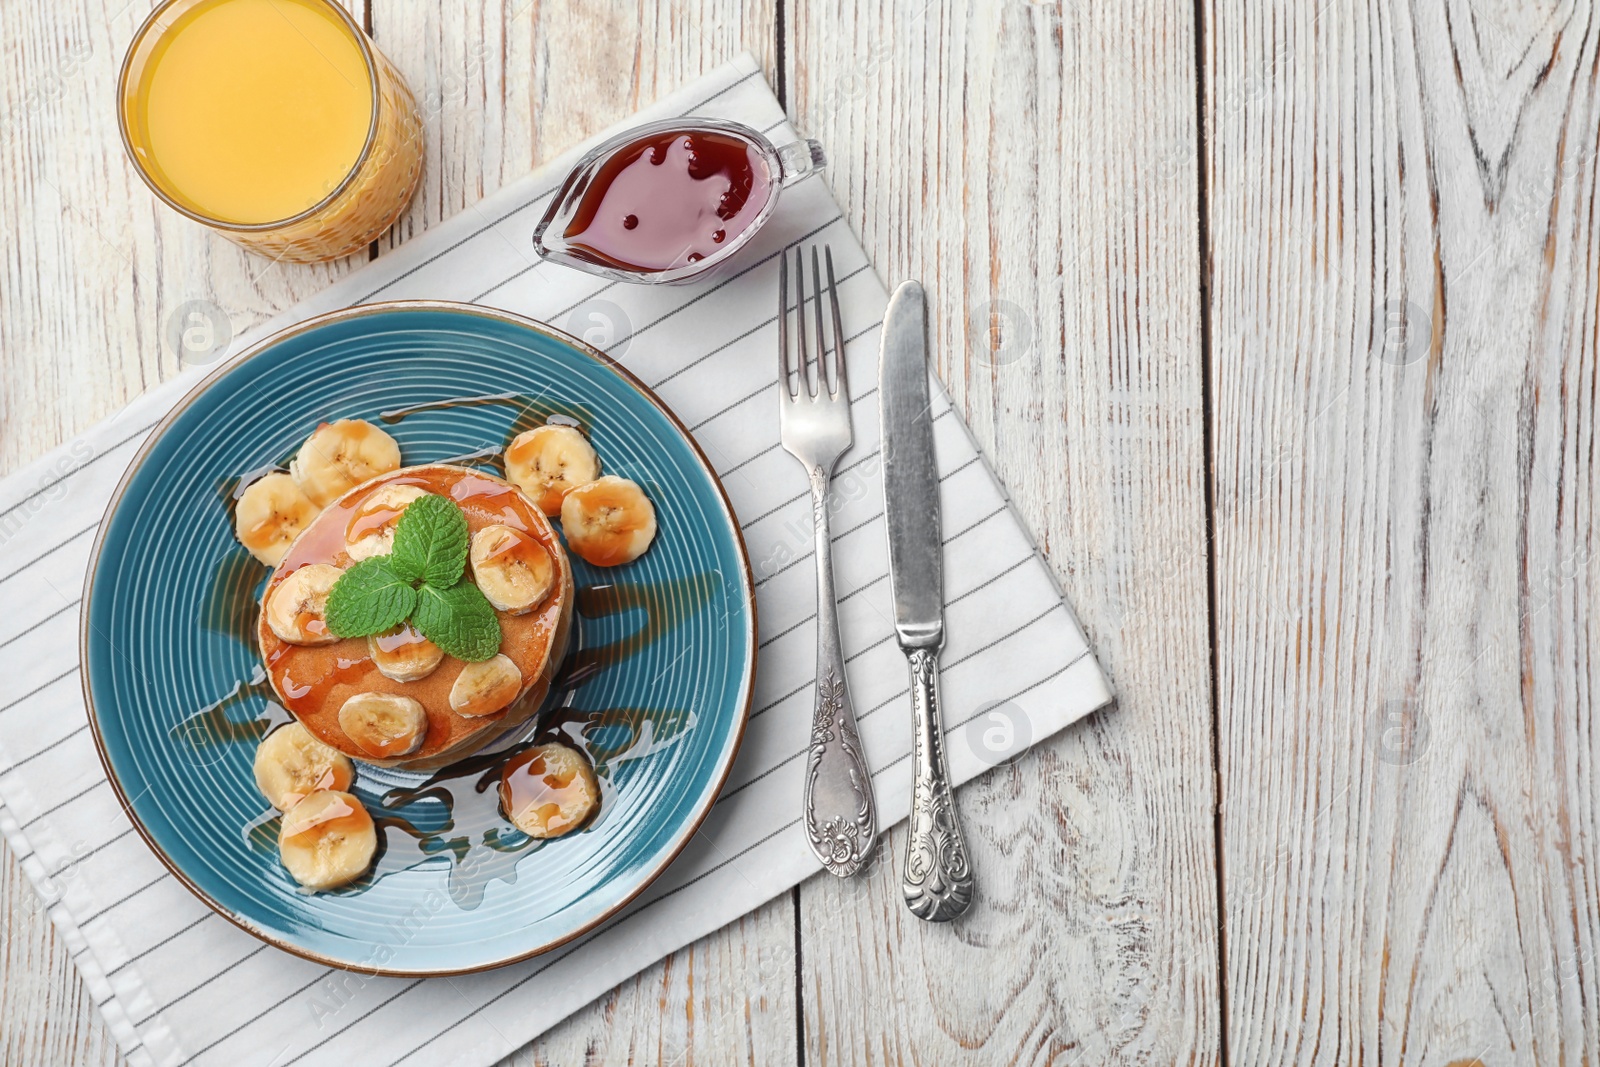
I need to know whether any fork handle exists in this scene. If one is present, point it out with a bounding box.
[802,463,878,877]
[901,646,974,921]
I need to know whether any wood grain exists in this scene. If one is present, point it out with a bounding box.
[27,0,1596,1062]
[784,2,1221,1063]
[0,850,120,1067]
[1208,0,1600,1061]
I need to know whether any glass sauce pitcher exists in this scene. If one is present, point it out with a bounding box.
[533,117,825,285]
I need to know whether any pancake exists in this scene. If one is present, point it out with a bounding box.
[257,464,574,770]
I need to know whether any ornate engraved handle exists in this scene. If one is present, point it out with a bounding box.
[901,646,973,920]
[802,465,878,876]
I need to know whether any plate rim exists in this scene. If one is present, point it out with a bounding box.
[79,298,758,977]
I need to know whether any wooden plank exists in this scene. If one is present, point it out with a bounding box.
[785,2,1220,1063]
[0,847,120,1067]
[1208,0,1600,1061]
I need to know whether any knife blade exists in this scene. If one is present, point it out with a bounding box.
[878,280,974,922]
[880,281,945,647]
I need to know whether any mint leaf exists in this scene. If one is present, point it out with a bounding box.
[412,580,501,661]
[390,494,469,587]
[325,557,417,638]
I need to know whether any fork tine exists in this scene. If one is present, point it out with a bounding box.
[778,251,792,398]
[825,245,848,396]
[810,246,831,395]
[795,246,813,396]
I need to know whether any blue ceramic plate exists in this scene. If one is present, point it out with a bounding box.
[82,301,755,975]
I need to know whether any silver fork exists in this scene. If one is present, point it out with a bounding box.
[778,244,878,877]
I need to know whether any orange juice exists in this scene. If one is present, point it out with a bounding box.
[126,0,372,224]
[119,0,423,261]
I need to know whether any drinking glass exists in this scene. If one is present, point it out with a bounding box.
[118,0,424,263]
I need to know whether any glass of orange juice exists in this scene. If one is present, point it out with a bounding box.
[118,0,423,263]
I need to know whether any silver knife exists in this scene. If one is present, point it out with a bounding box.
[879,280,974,922]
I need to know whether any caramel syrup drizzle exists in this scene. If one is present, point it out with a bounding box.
[181,491,722,905]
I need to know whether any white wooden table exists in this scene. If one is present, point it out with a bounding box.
[4,1,1597,1063]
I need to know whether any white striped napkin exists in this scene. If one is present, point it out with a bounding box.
[0,55,1111,1066]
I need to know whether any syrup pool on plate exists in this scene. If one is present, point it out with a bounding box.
[560,129,771,273]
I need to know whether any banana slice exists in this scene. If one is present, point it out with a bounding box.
[367,624,444,683]
[346,484,429,561]
[499,743,599,839]
[337,692,429,759]
[505,424,600,516]
[291,419,402,508]
[449,654,522,718]
[253,722,356,811]
[265,563,343,645]
[469,524,555,614]
[560,476,657,567]
[278,789,377,891]
[235,472,319,567]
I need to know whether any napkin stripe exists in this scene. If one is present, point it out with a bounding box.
[749,517,1016,721]
[761,545,1029,651]
[751,543,1033,688]
[0,599,79,651]
[757,469,1001,591]
[185,973,333,1062]
[131,946,271,1027]
[107,913,214,976]
[18,778,105,828]
[79,871,168,925]
[2,722,85,771]
[0,664,77,717]
[746,420,970,570]
[0,522,98,584]
[649,258,871,392]
[634,254,873,379]
[81,826,136,863]
[692,318,878,435]
[743,589,1057,752]
[0,434,149,525]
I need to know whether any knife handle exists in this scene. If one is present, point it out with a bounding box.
[901,646,974,921]
[802,465,878,877]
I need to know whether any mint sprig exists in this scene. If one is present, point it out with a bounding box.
[323,495,502,661]
[413,580,501,661]
[324,557,416,636]
[389,494,468,587]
